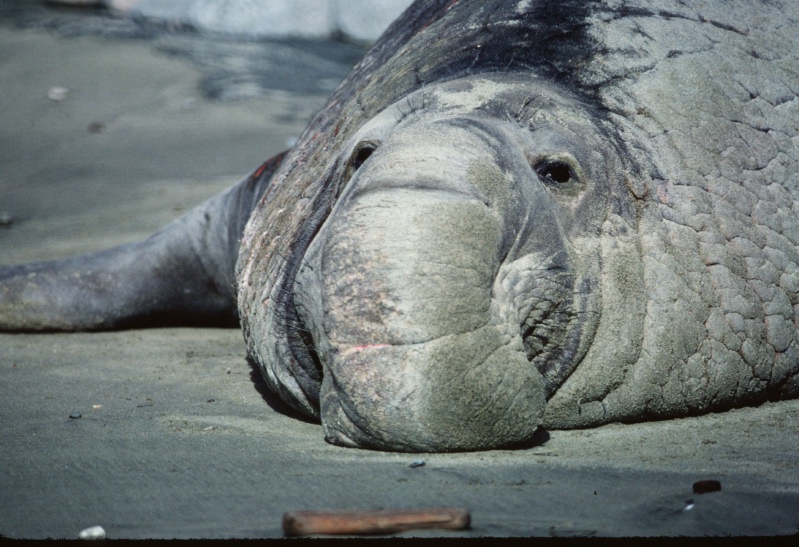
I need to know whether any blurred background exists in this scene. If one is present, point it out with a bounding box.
[0,0,413,264]
[40,0,415,42]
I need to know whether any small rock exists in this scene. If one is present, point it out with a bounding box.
[48,86,69,101]
[692,479,722,494]
[409,460,425,468]
[69,412,82,419]
[0,212,12,227]
[78,525,106,540]
[87,122,104,134]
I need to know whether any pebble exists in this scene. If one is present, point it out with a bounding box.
[78,525,106,540]
[48,86,69,101]
[409,460,425,468]
[69,412,82,419]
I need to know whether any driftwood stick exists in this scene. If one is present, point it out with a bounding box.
[282,507,471,536]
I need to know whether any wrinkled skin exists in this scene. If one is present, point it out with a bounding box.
[2,0,799,452]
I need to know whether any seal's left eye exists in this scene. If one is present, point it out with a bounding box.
[535,160,574,184]
[350,143,377,172]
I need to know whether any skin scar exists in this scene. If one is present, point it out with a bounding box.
[349,344,392,352]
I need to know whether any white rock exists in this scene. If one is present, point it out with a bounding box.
[78,525,106,540]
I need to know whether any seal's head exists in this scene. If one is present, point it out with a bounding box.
[258,74,626,451]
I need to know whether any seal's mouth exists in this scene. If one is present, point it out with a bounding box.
[279,269,580,452]
[277,273,326,415]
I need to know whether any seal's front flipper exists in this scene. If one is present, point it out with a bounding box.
[0,153,284,331]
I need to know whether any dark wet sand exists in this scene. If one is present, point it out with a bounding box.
[1,11,798,539]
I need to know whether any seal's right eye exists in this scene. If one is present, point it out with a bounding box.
[529,154,585,197]
[349,142,378,172]
[535,159,574,184]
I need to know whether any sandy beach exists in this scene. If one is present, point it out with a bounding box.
[1,4,798,539]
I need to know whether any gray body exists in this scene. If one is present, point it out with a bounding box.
[2,0,798,452]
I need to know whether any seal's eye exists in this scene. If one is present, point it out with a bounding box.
[349,143,378,172]
[535,160,574,184]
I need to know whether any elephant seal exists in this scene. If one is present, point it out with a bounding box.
[2,0,799,452]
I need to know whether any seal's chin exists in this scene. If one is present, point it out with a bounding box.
[319,389,385,450]
[310,328,547,453]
